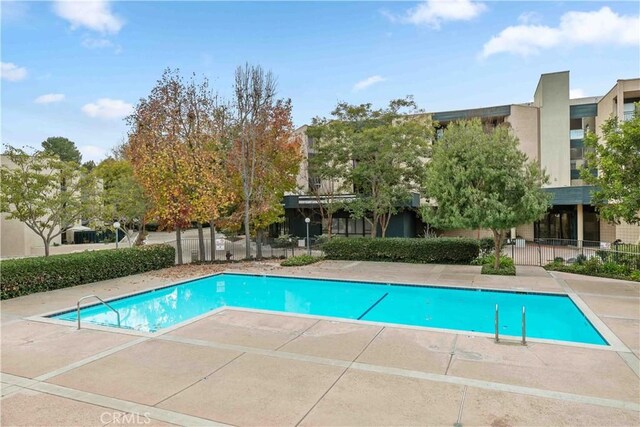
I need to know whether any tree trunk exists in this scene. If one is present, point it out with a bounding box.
[44,239,50,257]
[210,219,216,261]
[370,216,377,238]
[256,229,263,259]
[244,198,251,259]
[197,223,205,262]
[327,212,332,238]
[492,229,503,269]
[135,220,146,246]
[380,215,390,238]
[176,228,183,265]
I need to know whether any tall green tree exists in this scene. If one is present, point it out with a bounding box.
[316,98,432,237]
[423,119,550,269]
[82,160,96,172]
[306,121,352,238]
[94,158,149,247]
[581,110,640,225]
[1,146,97,256]
[41,136,82,164]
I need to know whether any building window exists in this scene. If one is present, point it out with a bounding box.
[331,218,347,235]
[327,217,372,237]
[623,101,639,122]
[570,148,583,161]
[308,175,321,191]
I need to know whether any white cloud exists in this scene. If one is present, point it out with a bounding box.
[81,36,122,53]
[353,75,386,91]
[79,145,108,162]
[1,62,27,81]
[481,7,640,58]
[82,98,133,119]
[34,93,65,104]
[81,37,113,49]
[53,0,123,34]
[517,11,542,25]
[570,89,586,99]
[388,0,486,29]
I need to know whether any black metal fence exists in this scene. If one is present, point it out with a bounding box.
[506,238,640,268]
[165,237,324,264]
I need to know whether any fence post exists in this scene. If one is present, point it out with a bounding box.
[537,241,542,266]
[511,242,514,264]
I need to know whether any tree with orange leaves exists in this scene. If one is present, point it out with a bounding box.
[126,69,229,264]
[247,99,301,258]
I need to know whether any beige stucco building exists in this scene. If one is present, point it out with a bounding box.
[284,71,639,244]
[0,155,62,258]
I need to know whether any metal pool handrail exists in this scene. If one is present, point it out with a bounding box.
[76,295,121,330]
[494,304,527,346]
[522,306,527,345]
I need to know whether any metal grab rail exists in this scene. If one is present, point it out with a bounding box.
[494,304,499,343]
[76,295,121,330]
[494,304,527,346]
[522,306,527,345]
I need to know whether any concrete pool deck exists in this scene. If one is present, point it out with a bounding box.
[1,261,639,426]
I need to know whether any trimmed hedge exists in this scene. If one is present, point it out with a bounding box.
[322,237,479,264]
[1,244,175,300]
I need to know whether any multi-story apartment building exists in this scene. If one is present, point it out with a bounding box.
[283,71,640,244]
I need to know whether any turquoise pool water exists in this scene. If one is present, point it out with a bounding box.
[52,273,606,345]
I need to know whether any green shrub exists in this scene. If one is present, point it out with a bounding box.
[544,256,639,282]
[575,254,588,265]
[313,234,330,246]
[476,254,516,275]
[272,234,296,248]
[475,254,514,267]
[280,255,323,267]
[0,244,175,299]
[596,247,640,270]
[481,264,516,275]
[322,237,479,264]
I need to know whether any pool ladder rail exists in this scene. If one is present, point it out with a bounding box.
[76,295,121,330]
[494,304,527,345]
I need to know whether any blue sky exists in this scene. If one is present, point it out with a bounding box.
[2,1,639,162]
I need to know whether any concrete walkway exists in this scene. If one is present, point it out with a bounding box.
[1,261,639,426]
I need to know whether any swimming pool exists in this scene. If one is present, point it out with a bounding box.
[51,273,606,345]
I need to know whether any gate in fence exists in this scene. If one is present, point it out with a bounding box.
[506,238,640,268]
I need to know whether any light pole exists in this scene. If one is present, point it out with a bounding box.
[113,221,121,249]
[305,217,311,256]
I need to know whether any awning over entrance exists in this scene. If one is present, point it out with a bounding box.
[543,185,595,206]
[283,193,421,209]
